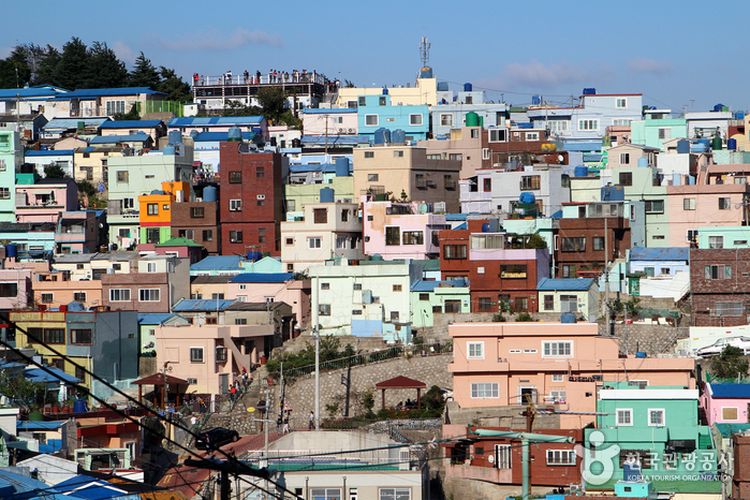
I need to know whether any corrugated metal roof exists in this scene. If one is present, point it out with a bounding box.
[90,132,149,144]
[190,255,242,271]
[25,149,74,157]
[230,273,294,283]
[708,382,750,399]
[99,120,162,129]
[169,116,264,127]
[54,475,129,499]
[43,117,110,130]
[0,85,66,99]
[0,468,72,499]
[17,420,66,430]
[629,247,689,262]
[192,131,255,142]
[25,366,80,384]
[138,313,175,325]
[172,298,234,312]
[537,278,595,291]
[289,163,350,174]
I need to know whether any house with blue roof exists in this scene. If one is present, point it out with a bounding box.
[16,420,70,453]
[168,115,268,139]
[627,246,690,302]
[537,277,599,320]
[41,117,111,140]
[0,85,68,120]
[0,468,77,500]
[54,475,138,500]
[701,382,750,426]
[48,87,166,119]
[191,130,256,174]
[99,119,166,142]
[189,255,283,276]
[410,279,470,328]
[137,312,186,355]
[89,131,152,148]
[302,107,358,137]
[24,149,75,178]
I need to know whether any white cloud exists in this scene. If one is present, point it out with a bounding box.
[112,41,136,64]
[160,28,283,51]
[502,60,586,88]
[628,58,672,76]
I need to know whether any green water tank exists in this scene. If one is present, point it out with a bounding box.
[465,111,480,127]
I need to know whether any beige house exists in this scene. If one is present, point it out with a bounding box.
[74,147,123,186]
[336,75,437,107]
[418,126,486,179]
[353,145,461,212]
[606,143,659,169]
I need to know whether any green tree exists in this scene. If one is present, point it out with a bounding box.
[54,37,90,89]
[34,45,61,85]
[710,346,749,380]
[223,100,262,117]
[84,42,127,88]
[0,46,31,88]
[0,371,46,412]
[114,104,141,121]
[128,52,160,88]
[257,87,287,123]
[44,163,67,179]
[156,67,191,102]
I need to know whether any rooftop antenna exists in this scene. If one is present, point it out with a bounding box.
[419,36,431,68]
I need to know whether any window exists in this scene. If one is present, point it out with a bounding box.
[619,172,632,186]
[445,174,457,190]
[40,293,54,303]
[190,347,204,363]
[72,291,86,302]
[121,198,134,210]
[44,328,65,344]
[178,229,194,240]
[365,114,378,126]
[313,208,328,224]
[256,166,265,178]
[312,489,342,500]
[478,297,493,312]
[0,283,17,297]
[548,120,569,133]
[0,188,9,200]
[645,199,664,214]
[616,408,633,426]
[523,131,539,141]
[470,382,499,399]
[392,284,402,292]
[719,197,731,210]
[340,209,349,222]
[543,294,554,311]
[367,173,379,182]
[445,300,461,313]
[593,237,605,251]
[146,262,158,273]
[409,114,423,126]
[364,151,375,159]
[202,229,213,241]
[561,237,585,252]
[709,236,724,249]
[116,171,129,183]
[191,207,205,218]
[109,289,131,302]
[321,283,330,291]
[229,199,242,211]
[444,244,467,259]
[402,231,423,245]
[619,153,630,165]
[318,304,331,316]
[542,341,572,357]
[139,289,161,302]
[578,119,599,131]
[146,227,160,244]
[648,408,665,427]
[467,342,484,359]
[285,237,294,246]
[228,171,242,183]
[482,148,490,160]
[390,311,400,322]
[71,329,92,345]
[711,301,745,316]
[658,128,671,140]
[520,175,541,190]
[256,198,265,207]
[722,407,739,420]
[471,234,503,249]
[106,100,126,115]
[500,264,528,279]
[308,237,322,249]
[483,178,492,192]
[704,264,732,280]
[547,449,576,466]
[440,114,452,127]
[496,444,512,469]
[418,293,430,301]
[489,129,506,142]
[385,226,401,246]
[379,488,410,500]
[552,373,565,382]
[683,198,696,210]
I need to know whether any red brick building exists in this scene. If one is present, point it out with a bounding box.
[219,144,284,256]
[439,219,549,313]
[733,433,750,499]
[690,248,750,326]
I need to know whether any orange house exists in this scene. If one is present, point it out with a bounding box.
[139,181,191,247]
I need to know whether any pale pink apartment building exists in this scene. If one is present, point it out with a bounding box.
[362,200,448,260]
[700,382,750,425]
[155,323,273,395]
[32,271,103,309]
[667,165,750,246]
[15,179,79,224]
[449,322,696,428]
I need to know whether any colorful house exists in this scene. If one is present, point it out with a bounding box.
[138,181,191,247]
[701,382,750,425]
[537,278,599,321]
[410,279,470,328]
[0,131,20,222]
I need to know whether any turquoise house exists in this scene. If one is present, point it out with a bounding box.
[695,225,750,249]
[615,166,669,247]
[410,279,470,328]
[630,117,687,150]
[357,94,429,142]
[584,383,721,495]
[0,131,20,222]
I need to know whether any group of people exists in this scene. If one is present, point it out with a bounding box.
[395,398,418,411]
[228,367,253,402]
[192,69,329,86]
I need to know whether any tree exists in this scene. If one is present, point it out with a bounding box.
[0,371,46,412]
[114,104,140,121]
[0,46,31,88]
[222,100,262,117]
[44,163,67,179]
[84,42,127,88]
[34,45,61,85]
[156,67,191,102]
[54,37,90,89]
[128,52,160,89]
[257,87,287,123]
[710,346,749,380]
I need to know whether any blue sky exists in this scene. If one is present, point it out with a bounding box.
[3,0,749,111]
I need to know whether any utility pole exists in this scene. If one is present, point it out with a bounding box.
[602,214,609,320]
[314,325,320,430]
[341,360,352,417]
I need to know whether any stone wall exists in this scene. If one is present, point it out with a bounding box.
[283,353,452,429]
[599,323,689,356]
[429,313,497,341]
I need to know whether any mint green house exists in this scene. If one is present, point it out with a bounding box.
[696,226,750,249]
[630,117,687,150]
[584,383,721,495]
[500,217,555,256]
[410,279,469,328]
[0,131,21,222]
[613,166,669,247]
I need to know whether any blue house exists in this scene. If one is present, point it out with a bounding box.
[357,94,429,142]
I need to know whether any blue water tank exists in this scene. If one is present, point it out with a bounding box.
[335,157,350,177]
[561,313,576,324]
[582,87,596,95]
[73,398,88,413]
[320,187,334,203]
[637,157,649,167]
[203,185,217,202]
[735,111,746,120]
[531,95,542,105]
[676,139,690,154]
[519,192,536,204]
[5,243,17,258]
[391,129,406,144]
[382,86,389,95]
[373,128,390,145]
[437,82,449,92]
[574,165,589,177]
[481,223,490,233]
[246,251,262,262]
[672,172,681,186]
[635,351,648,358]
[463,82,473,92]
[168,130,182,145]
[713,103,725,112]
[419,66,433,78]
[728,138,737,151]
[163,145,176,155]
[227,127,242,141]
[190,129,199,139]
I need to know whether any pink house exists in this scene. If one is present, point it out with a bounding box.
[667,165,750,247]
[449,322,696,428]
[362,200,448,260]
[16,178,79,224]
[700,382,750,425]
[0,268,33,309]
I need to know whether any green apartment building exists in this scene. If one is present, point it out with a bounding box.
[410,279,470,328]
[0,131,21,222]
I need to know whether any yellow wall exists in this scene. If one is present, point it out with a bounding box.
[336,78,437,107]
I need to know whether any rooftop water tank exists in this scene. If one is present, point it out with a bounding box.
[463,82,473,92]
[168,130,182,145]
[582,88,596,95]
[735,111,746,120]
[203,185,217,202]
[227,127,243,142]
[531,95,542,106]
[481,222,491,233]
[320,187,334,203]
[676,139,690,154]
[382,86,389,95]
[163,145,176,155]
[465,112,480,127]
[391,129,406,144]
[713,103,725,112]
[712,134,723,151]
[335,157,350,177]
[5,243,17,258]
[519,192,536,204]
[419,66,433,79]
[728,138,737,151]
[374,128,390,145]
[560,312,576,324]
[574,165,589,177]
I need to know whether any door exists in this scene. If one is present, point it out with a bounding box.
[218,373,229,395]
[520,387,537,405]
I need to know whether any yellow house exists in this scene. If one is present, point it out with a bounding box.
[336,76,437,107]
[74,147,123,187]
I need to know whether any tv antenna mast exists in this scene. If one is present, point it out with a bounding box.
[419,36,431,67]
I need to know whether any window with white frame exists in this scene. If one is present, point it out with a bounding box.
[440,114,452,127]
[549,390,567,403]
[683,198,696,210]
[616,98,627,108]
[547,449,576,466]
[525,132,540,141]
[470,382,499,399]
[229,199,242,211]
[552,373,565,382]
[189,347,204,363]
[708,236,724,249]
[109,288,131,302]
[139,288,161,302]
[482,148,490,160]
[379,487,411,500]
[409,114,423,126]
[578,119,599,131]
[542,341,572,357]
[616,408,633,426]
[489,129,507,142]
[106,100,126,115]
[308,237,322,249]
[311,489,341,500]
[548,120,569,134]
[0,187,9,199]
[365,115,378,126]
[467,341,484,359]
[146,262,158,273]
[648,408,665,426]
